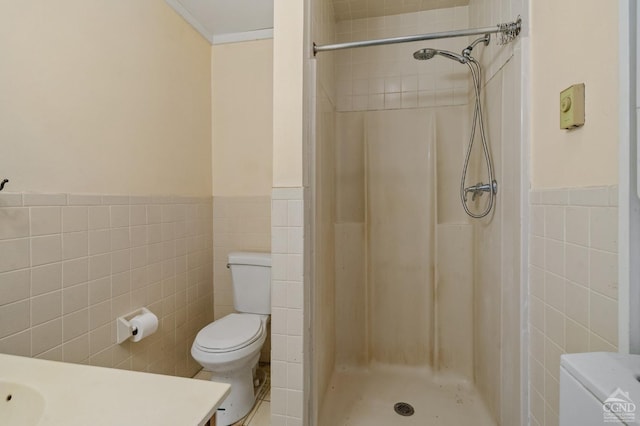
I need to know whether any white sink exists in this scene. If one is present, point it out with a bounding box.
[0,354,230,426]
[0,380,45,426]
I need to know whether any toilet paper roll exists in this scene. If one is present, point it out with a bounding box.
[130,312,158,342]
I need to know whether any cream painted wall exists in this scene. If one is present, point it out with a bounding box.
[212,39,273,196]
[0,0,212,196]
[273,0,305,187]
[531,0,619,189]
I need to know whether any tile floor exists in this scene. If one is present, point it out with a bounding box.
[193,363,270,426]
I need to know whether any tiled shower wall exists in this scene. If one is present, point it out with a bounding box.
[528,186,619,426]
[468,0,524,84]
[212,196,271,362]
[0,193,213,378]
[270,188,304,426]
[334,6,469,112]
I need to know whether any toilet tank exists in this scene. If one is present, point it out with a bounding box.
[560,352,640,426]
[228,251,271,315]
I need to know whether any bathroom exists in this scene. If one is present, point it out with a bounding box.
[0,1,637,426]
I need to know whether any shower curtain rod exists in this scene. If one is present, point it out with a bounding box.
[313,17,521,55]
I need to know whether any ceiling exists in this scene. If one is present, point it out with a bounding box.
[165,0,274,44]
[333,0,469,21]
[165,0,467,44]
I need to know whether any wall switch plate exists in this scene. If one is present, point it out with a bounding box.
[560,83,585,129]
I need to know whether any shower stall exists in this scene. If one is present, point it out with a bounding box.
[308,1,526,425]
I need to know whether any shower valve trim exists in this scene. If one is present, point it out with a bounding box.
[464,181,498,202]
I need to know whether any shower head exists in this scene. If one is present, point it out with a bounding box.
[413,48,437,60]
[413,48,468,64]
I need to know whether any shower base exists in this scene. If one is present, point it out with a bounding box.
[318,364,496,426]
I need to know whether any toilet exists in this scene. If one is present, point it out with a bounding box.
[191,251,271,426]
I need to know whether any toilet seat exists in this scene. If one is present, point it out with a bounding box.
[194,314,263,353]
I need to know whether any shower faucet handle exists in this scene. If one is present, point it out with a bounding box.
[464,181,497,201]
[465,183,487,201]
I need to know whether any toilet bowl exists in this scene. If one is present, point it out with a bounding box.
[192,313,269,425]
[191,252,271,426]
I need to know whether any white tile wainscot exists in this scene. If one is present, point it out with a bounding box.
[528,186,619,426]
[271,187,304,426]
[0,192,213,378]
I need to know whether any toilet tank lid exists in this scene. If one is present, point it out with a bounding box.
[228,251,271,267]
[561,352,640,403]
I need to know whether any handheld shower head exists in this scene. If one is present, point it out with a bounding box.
[413,48,437,60]
[413,48,468,63]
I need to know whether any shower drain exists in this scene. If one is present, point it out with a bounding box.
[394,402,415,416]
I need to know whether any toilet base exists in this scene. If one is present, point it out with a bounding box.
[210,352,261,426]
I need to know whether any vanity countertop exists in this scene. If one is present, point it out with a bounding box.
[0,353,230,426]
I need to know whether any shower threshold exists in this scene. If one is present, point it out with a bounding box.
[318,364,496,426]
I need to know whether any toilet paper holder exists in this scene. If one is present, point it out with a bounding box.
[116,307,154,344]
